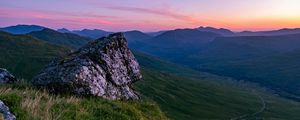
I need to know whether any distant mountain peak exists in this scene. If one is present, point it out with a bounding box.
[0,24,46,34]
[57,28,72,33]
[28,28,90,48]
[196,26,234,36]
[72,29,112,39]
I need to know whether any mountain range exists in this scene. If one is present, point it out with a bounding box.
[2,24,300,102]
[1,29,300,119]
[0,25,45,34]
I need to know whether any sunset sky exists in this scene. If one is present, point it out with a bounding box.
[1,0,300,32]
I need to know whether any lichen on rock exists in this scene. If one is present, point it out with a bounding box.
[0,100,16,120]
[32,33,142,100]
[0,68,17,84]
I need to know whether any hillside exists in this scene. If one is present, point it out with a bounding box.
[183,34,300,98]
[145,29,220,47]
[135,32,300,100]
[237,28,300,36]
[197,26,234,36]
[200,49,300,98]
[72,29,112,39]
[0,25,45,34]
[0,31,71,80]
[134,51,300,120]
[28,28,91,48]
[134,29,221,61]
[1,32,300,119]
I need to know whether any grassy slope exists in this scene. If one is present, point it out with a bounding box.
[28,28,90,48]
[0,85,167,120]
[0,31,71,80]
[134,51,300,120]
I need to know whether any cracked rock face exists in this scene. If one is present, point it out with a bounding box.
[0,68,17,84]
[32,33,142,100]
[0,100,16,120]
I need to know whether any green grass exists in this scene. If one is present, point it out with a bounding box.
[0,31,71,80]
[0,85,167,120]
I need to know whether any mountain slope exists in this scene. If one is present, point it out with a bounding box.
[0,25,45,34]
[1,32,300,119]
[57,28,72,33]
[181,34,300,99]
[0,31,71,80]
[237,28,300,36]
[204,49,300,98]
[188,34,300,64]
[146,29,220,46]
[134,29,221,61]
[197,26,234,36]
[134,51,300,120]
[124,30,152,48]
[72,29,112,39]
[28,28,91,48]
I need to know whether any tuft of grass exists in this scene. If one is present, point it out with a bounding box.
[0,86,167,120]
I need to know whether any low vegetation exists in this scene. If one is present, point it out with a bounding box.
[0,85,167,120]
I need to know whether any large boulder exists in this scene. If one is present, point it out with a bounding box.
[0,100,16,120]
[32,33,142,100]
[0,69,17,84]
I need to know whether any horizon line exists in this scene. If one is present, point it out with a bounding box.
[1,24,300,33]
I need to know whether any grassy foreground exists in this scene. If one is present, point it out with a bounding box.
[0,85,167,120]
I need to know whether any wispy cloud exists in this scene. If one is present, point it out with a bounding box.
[0,7,118,28]
[106,6,200,23]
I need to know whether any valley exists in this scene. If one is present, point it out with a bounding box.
[1,25,300,119]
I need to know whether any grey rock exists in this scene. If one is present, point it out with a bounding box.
[0,69,17,84]
[0,100,16,120]
[32,33,142,100]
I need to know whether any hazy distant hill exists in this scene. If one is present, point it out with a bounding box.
[130,29,300,99]
[28,28,91,48]
[182,34,300,98]
[146,30,167,36]
[197,26,234,36]
[123,30,152,47]
[124,30,152,42]
[206,49,300,98]
[72,29,112,39]
[134,29,221,61]
[237,28,300,36]
[57,28,72,33]
[0,25,45,34]
[194,34,300,62]
[148,29,220,46]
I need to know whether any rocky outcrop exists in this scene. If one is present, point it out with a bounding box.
[0,100,16,120]
[0,69,17,84]
[32,33,142,100]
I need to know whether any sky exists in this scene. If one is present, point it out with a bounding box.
[1,0,300,32]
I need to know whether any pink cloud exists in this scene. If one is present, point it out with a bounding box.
[0,7,118,29]
[106,6,200,23]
